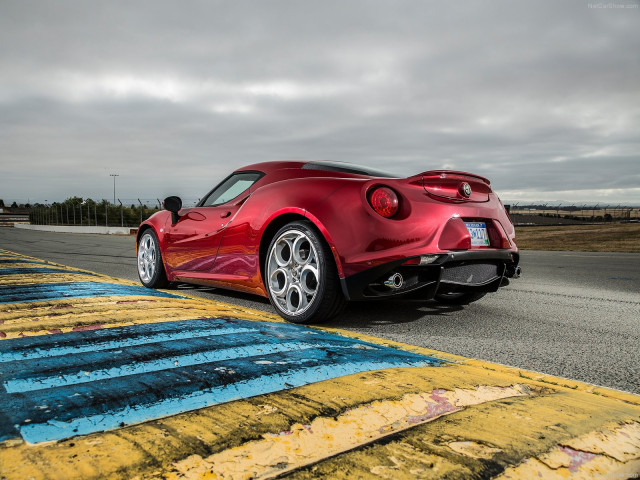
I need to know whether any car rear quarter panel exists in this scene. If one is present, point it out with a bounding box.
[306,180,517,278]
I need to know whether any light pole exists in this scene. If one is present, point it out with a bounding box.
[118,199,123,227]
[138,199,144,224]
[110,174,119,204]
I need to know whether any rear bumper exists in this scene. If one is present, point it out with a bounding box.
[340,250,520,301]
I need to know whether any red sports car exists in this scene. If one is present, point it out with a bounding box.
[136,161,521,323]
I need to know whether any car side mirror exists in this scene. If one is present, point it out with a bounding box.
[163,196,182,224]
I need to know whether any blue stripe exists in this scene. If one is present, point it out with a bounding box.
[0,259,50,265]
[0,267,97,276]
[0,282,184,304]
[0,318,443,443]
[0,319,257,362]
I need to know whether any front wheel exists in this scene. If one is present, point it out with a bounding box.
[137,229,169,289]
[265,221,346,324]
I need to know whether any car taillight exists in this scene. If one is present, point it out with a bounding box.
[368,187,399,218]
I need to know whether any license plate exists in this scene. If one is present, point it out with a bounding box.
[465,222,490,247]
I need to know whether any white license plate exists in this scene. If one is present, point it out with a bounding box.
[465,222,490,247]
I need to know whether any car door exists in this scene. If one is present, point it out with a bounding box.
[163,171,264,273]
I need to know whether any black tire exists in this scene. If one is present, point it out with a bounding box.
[137,229,170,289]
[265,221,346,324]
[434,291,487,305]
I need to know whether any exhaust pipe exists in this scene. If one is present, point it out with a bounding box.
[384,273,404,289]
[505,265,522,279]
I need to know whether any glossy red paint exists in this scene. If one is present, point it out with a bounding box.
[137,161,519,300]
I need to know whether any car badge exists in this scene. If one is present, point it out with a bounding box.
[460,182,472,197]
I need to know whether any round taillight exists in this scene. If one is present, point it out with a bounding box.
[368,187,399,218]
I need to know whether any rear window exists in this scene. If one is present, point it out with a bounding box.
[301,161,399,178]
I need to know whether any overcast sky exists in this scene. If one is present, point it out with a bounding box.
[1,0,639,206]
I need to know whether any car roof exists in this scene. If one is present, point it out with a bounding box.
[236,160,399,178]
[236,161,307,175]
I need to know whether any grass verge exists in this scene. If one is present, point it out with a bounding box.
[514,223,640,253]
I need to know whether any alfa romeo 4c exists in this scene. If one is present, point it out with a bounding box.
[137,161,521,323]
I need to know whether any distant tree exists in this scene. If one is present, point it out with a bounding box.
[64,196,84,205]
[0,199,4,207]
[11,201,18,208]
[604,213,613,222]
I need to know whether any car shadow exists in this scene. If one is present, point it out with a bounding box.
[326,300,464,327]
[173,283,464,328]
[173,283,272,306]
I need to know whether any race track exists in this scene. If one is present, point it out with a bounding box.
[1,227,638,394]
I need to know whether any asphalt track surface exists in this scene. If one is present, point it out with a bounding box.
[1,227,638,394]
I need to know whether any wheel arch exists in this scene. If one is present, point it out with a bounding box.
[258,212,344,288]
[136,224,153,251]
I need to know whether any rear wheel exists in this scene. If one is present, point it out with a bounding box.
[137,229,169,289]
[265,221,345,324]
[434,291,487,305]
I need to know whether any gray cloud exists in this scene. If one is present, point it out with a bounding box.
[1,0,638,205]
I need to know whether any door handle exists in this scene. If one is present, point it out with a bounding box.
[220,211,231,218]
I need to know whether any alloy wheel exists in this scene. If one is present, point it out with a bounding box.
[138,233,157,284]
[267,229,320,316]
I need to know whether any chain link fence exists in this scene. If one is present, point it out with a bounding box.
[0,197,200,228]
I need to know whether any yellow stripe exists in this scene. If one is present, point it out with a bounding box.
[0,262,58,268]
[273,391,640,480]
[495,422,640,479]
[0,294,281,339]
[166,383,534,480]
[0,272,109,285]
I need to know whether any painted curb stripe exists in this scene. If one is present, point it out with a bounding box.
[169,384,534,479]
[0,318,257,362]
[0,296,283,340]
[0,267,98,276]
[1,323,437,392]
[279,389,640,480]
[0,318,440,443]
[0,281,185,304]
[0,260,50,265]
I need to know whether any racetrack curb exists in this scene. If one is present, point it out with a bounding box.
[1,248,639,479]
